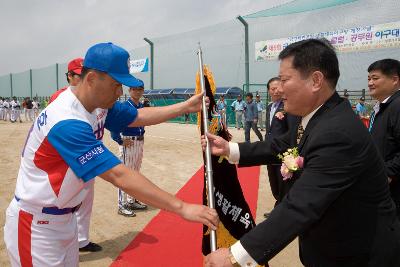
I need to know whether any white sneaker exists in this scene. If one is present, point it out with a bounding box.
[118,206,136,217]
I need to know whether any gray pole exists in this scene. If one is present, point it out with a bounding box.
[56,63,59,89]
[10,73,13,97]
[237,15,249,93]
[197,44,217,252]
[144,38,154,90]
[29,69,33,98]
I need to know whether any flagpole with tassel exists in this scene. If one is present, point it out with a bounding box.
[197,43,217,252]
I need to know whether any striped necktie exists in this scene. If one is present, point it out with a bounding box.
[297,123,304,145]
[368,111,375,132]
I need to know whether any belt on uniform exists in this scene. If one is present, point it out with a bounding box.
[124,135,144,141]
[15,195,81,215]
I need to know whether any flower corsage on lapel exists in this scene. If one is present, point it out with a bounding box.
[278,148,304,180]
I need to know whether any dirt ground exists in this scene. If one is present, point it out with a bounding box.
[0,120,302,267]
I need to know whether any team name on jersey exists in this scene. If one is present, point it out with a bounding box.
[78,144,106,166]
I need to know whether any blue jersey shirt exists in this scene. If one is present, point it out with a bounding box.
[111,98,145,145]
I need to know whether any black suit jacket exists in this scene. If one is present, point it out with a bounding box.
[237,92,400,267]
[265,101,300,202]
[370,90,400,205]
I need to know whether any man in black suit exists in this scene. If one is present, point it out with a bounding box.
[204,39,400,267]
[264,77,299,217]
[368,59,400,220]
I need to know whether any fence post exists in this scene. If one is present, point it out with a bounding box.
[237,16,249,94]
[144,38,154,90]
[30,69,33,98]
[56,63,59,89]
[10,73,13,97]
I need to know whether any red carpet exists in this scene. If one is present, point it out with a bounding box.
[111,166,260,267]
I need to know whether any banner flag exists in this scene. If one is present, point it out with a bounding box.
[195,66,264,267]
[130,58,149,73]
[256,20,400,61]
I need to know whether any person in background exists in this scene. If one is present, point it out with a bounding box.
[263,77,299,218]
[111,81,149,217]
[255,94,265,131]
[243,92,263,142]
[25,97,33,121]
[355,96,367,118]
[368,58,400,221]
[3,98,11,121]
[0,97,5,121]
[231,94,245,130]
[216,94,227,126]
[143,96,151,107]
[32,97,40,119]
[10,96,22,123]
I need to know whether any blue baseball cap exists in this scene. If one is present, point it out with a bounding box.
[129,79,144,89]
[83,42,142,87]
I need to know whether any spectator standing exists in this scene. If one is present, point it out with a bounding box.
[355,97,367,118]
[216,95,227,126]
[243,92,263,142]
[255,94,265,131]
[231,94,245,130]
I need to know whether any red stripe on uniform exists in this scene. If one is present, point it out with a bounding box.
[18,210,33,267]
[34,137,69,197]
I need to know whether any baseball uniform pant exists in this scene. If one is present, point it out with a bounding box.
[4,198,79,267]
[118,137,144,208]
[76,179,94,248]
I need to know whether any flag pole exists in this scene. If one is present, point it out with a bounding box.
[197,43,217,251]
[197,43,217,252]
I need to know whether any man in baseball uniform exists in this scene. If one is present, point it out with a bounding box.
[0,97,4,120]
[4,42,218,267]
[3,98,11,121]
[49,57,103,252]
[10,97,22,123]
[111,80,148,217]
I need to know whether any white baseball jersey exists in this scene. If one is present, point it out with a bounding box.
[14,87,138,210]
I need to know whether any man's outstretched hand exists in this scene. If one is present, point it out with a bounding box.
[201,133,230,157]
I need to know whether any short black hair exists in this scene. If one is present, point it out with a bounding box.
[246,92,253,98]
[80,66,106,80]
[267,77,280,90]
[278,38,340,88]
[368,59,400,77]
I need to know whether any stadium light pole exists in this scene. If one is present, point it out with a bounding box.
[237,15,249,94]
[144,37,154,90]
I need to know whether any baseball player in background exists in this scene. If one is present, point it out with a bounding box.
[3,98,11,121]
[0,97,4,120]
[4,42,218,267]
[48,57,103,252]
[32,97,40,119]
[10,96,22,123]
[111,81,148,217]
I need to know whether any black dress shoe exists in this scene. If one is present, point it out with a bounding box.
[79,242,102,252]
